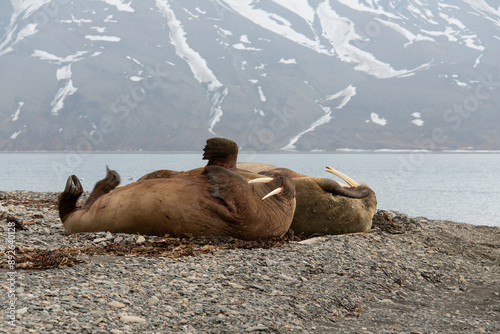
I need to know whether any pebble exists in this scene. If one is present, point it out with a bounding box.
[93,237,108,243]
[147,296,160,305]
[136,236,146,244]
[120,315,146,323]
[108,301,126,308]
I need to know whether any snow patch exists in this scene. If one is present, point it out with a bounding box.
[126,56,144,66]
[240,35,251,43]
[31,50,88,115]
[411,112,424,126]
[257,86,266,102]
[317,85,357,110]
[104,15,118,23]
[85,35,121,42]
[473,54,483,68]
[370,113,387,126]
[56,65,72,81]
[281,112,332,151]
[100,0,135,12]
[271,0,316,23]
[0,0,51,56]
[12,102,24,122]
[375,18,435,46]
[156,0,226,134]
[317,2,431,79]
[91,27,107,33]
[282,85,356,151]
[10,130,22,140]
[60,15,93,25]
[336,0,399,19]
[232,43,262,51]
[254,108,265,116]
[219,0,328,54]
[279,58,297,64]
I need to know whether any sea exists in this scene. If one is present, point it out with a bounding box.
[1,152,499,227]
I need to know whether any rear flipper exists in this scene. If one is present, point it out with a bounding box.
[58,175,83,220]
[85,166,121,205]
[315,178,369,198]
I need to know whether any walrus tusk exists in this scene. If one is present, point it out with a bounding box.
[325,166,359,187]
[248,177,282,200]
[248,177,274,183]
[262,187,282,200]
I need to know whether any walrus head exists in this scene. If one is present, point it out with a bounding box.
[249,171,296,201]
[206,165,296,239]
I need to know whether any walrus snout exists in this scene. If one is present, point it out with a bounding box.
[248,177,283,200]
[249,173,295,201]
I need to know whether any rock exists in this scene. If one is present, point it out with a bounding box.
[246,325,269,332]
[93,237,107,243]
[148,296,160,305]
[136,236,146,244]
[16,307,28,315]
[227,282,246,289]
[105,232,113,239]
[108,301,126,308]
[120,315,146,323]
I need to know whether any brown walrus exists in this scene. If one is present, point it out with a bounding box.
[58,139,297,241]
[138,138,376,237]
[237,163,377,237]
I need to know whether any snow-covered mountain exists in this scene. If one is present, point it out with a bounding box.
[1,0,499,151]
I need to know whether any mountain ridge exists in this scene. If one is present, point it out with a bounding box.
[1,0,499,151]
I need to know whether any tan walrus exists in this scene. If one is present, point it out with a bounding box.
[58,139,297,241]
[237,163,377,237]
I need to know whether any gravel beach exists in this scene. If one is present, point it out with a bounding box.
[1,190,499,333]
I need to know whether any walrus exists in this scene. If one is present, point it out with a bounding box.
[58,140,297,241]
[237,162,377,237]
[138,138,376,237]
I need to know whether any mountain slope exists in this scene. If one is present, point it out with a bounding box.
[0,0,499,151]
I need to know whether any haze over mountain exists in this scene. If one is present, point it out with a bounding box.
[0,0,499,152]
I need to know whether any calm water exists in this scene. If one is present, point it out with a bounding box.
[1,152,499,227]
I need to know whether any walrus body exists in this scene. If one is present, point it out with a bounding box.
[60,166,296,241]
[237,162,377,237]
[59,138,297,241]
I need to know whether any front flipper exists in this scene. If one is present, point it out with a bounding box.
[314,177,369,199]
[206,165,256,215]
[58,175,84,220]
[85,166,121,206]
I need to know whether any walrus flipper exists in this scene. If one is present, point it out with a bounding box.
[85,166,121,205]
[206,165,254,215]
[315,178,369,199]
[58,175,83,220]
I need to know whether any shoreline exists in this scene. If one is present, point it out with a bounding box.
[1,191,499,333]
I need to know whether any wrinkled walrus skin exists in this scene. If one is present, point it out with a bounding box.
[237,162,377,237]
[59,138,299,240]
[59,165,296,241]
